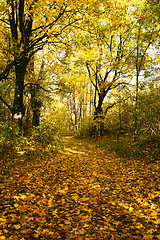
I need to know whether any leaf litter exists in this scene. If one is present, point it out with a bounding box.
[0,137,160,239]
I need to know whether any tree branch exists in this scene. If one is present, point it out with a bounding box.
[105,102,116,115]
[24,82,59,92]
[0,95,12,112]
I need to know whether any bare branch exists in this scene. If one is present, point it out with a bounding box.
[24,82,59,93]
[105,102,116,115]
[0,95,12,112]
[0,18,10,25]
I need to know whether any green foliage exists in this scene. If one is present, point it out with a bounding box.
[31,123,64,153]
[76,117,97,137]
[0,121,32,157]
[0,121,18,155]
[138,85,160,138]
[99,136,160,162]
[0,117,65,158]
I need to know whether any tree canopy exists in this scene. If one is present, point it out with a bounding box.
[0,0,159,137]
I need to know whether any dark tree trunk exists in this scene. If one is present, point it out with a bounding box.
[92,91,106,137]
[12,58,28,132]
[31,85,41,127]
[93,106,105,137]
[12,60,28,117]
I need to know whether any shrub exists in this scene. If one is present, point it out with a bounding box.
[30,119,65,153]
[76,117,97,138]
[0,117,65,158]
[0,121,18,156]
[99,136,160,162]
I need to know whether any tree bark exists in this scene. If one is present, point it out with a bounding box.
[12,60,28,117]
[92,91,106,137]
[31,84,41,127]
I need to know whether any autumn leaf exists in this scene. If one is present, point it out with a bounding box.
[0,137,159,239]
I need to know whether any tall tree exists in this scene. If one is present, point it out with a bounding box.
[73,1,135,135]
[131,3,160,140]
[0,0,81,130]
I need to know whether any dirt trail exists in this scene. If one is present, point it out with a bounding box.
[57,137,160,239]
[0,137,159,239]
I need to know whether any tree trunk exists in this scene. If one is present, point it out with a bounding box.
[12,59,28,132]
[31,85,41,127]
[13,62,27,115]
[134,70,139,141]
[92,91,106,137]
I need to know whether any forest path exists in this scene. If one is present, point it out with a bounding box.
[0,137,159,239]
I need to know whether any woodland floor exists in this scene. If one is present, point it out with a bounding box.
[0,137,160,240]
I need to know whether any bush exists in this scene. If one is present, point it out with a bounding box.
[30,123,64,153]
[0,117,65,158]
[0,120,32,157]
[0,121,18,156]
[99,136,160,162]
[76,117,97,138]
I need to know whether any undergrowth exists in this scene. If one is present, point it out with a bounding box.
[98,135,160,162]
[0,120,64,159]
